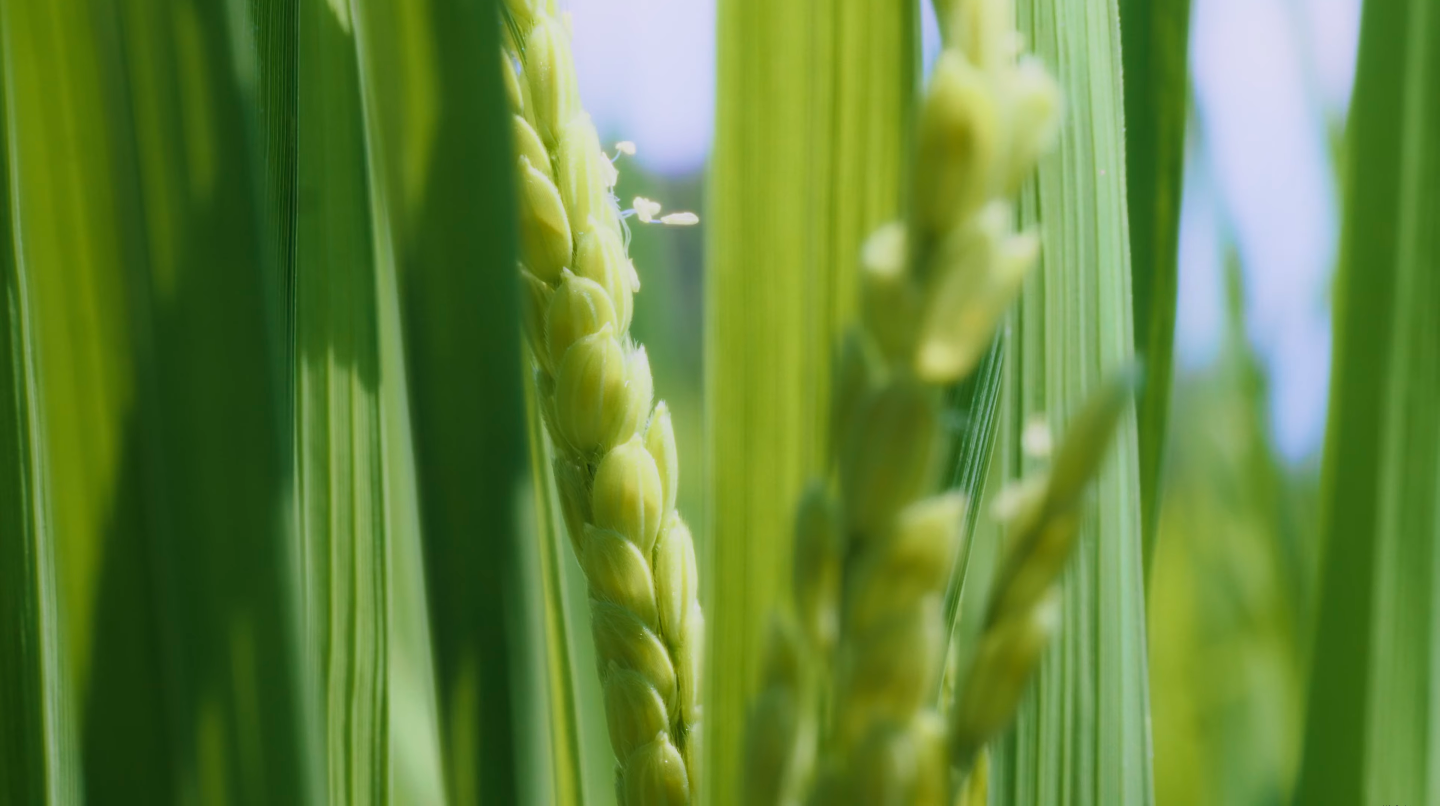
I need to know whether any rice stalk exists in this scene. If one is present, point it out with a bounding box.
[502,2,704,801]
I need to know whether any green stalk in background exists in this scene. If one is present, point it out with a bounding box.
[1296,0,1439,802]
[1118,0,1190,574]
[705,3,916,801]
[1147,254,1305,806]
[975,0,1154,802]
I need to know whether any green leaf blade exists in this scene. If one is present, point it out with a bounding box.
[295,1,401,800]
[1297,0,1440,802]
[983,0,1155,803]
[1118,0,1190,577]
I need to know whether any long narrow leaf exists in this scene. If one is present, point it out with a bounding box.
[1296,0,1440,801]
[1119,0,1190,574]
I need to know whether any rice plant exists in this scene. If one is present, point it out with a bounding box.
[0,0,1434,805]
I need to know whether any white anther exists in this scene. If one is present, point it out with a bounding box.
[659,212,700,226]
[1021,416,1053,459]
[633,197,663,223]
[860,222,907,279]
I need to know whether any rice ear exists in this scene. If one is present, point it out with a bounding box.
[503,7,704,800]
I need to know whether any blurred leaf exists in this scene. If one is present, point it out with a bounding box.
[1296,1,1440,802]
[1148,283,1305,806]
[976,1,1154,802]
[705,2,917,801]
[1119,0,1190,578]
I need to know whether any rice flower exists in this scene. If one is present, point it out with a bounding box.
[741,0,1083,801]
